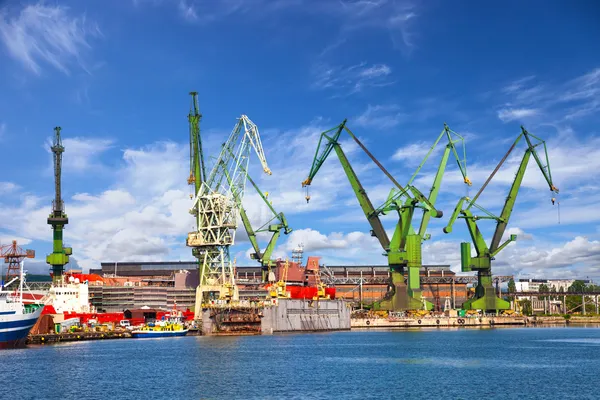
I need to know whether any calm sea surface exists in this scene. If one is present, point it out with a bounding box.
[2,327,599,400]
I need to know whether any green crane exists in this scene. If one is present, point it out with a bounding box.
[239,174,292,282]
[302,120,470,310]
[187,91,206,206]
[187,92,205,292]
[46,127,72,284]
[443,126,559,311]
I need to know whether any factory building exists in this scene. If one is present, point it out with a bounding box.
[89,261,470,311]
[515,278,591,293]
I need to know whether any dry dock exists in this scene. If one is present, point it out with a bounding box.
[200,298,352,335]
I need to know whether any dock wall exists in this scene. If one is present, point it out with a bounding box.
[261,299,351,334]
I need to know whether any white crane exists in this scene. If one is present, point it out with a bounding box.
[187,114,270,317]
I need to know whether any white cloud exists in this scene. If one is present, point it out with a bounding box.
[502,227,533,242]
[0,182,19,192]
[314,0,419,55]
[0,236,32,247]
[58,137,114,172]
[0,139,193,271]
[267,223,600,279]
[392,141,438,163]
[497,108,539,122]
[0,3,101,75]
[274,228,381,265]
[311,62,393,94]
[502,76,536,94]
[354,104,406,129]
[178,0,199,21]
[499,68,600,123]
[408,234,600,280]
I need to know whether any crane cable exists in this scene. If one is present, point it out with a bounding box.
[468,138,518,207]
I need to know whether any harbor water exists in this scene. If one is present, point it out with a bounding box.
[2,327,600,399]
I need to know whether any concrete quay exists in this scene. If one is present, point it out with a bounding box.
[351,315,527,329]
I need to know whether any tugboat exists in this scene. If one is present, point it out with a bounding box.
[0,261,43,349]
[131,312,189,338]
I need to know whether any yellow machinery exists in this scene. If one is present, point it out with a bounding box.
[312,266,331,300]
[269,259,291,299]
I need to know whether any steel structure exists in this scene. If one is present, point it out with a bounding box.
[186,93,270,317]
[240,173,292,282]
[1,240,34,282]
[444,126,559,311]
[46,127,72,284]
[302,120,470,311]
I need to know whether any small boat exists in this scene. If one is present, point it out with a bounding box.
[131,316,189,338]
[0,261,43,349]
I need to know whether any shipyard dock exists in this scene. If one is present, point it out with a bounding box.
[351,315,526,329]
[28,331,131,344]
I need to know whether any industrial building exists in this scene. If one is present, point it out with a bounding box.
[515,278,590,293]
[88,261,472,311]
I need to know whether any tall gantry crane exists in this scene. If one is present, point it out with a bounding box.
[239,173,292,282]
[1,241,34,282]
[46,127,72,284]
[444,126,559,311]
[302,120,470,310]
[186,93,270,318]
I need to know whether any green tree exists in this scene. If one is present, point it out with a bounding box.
[539,283,549,300]
[506,278,517,304]
[568,280,587,293]
[566,281,588,313]
[521,299,532,315]
[508,278,516,294]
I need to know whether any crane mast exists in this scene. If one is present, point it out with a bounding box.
[302,121,470,311]
[186,96,270,318]
[444,126,559,311]
[46,127,72,284]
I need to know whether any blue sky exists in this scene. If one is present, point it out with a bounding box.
[1,0,599,280]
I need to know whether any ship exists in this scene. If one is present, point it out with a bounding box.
[24,271,195,329]
[131,313,189,338]
[0,262,43,349]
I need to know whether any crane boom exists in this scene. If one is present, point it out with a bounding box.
[302,120,390,249]
[239,173,292,281]
[188,92,206,191]
[443,126,559,311]
[418,123,471,237]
